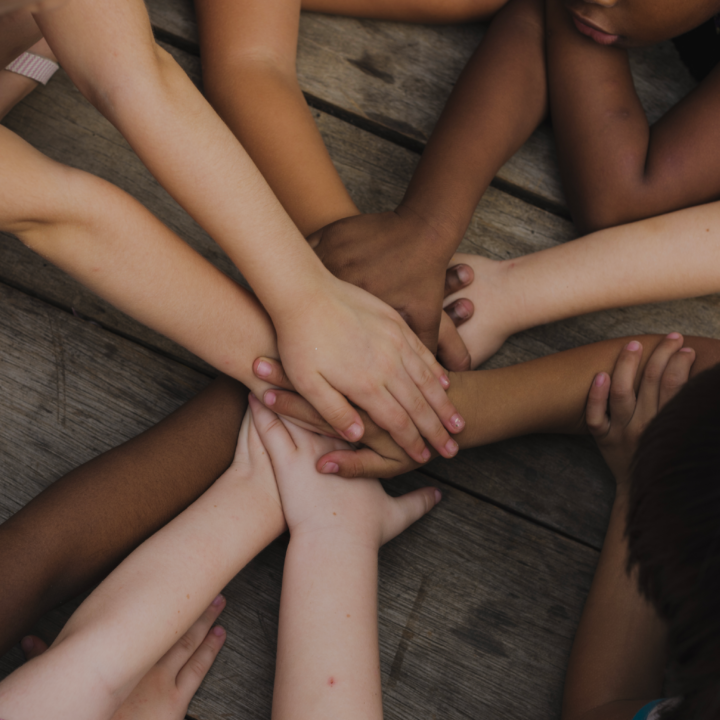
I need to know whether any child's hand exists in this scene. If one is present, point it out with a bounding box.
[20,598,227,720]
[586,333,695,487]
[307,209,472,371]
[248,395,440,547]
[271,274,464,465]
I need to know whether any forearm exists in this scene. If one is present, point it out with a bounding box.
[196,0,358,236]
[4,134,278,391]
[37,0,328,310]
[400,0,546,255]
[495,201,720,336]
[561,492,666,720]
[0,375,247,659]
[546,0,649,231]
[0,448,285,720]
[273,535,382,720]
[452,334,720,448]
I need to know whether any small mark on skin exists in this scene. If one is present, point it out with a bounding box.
[328,677,336,686]
[333,512,337,516]
[346,614,351,618]
[187,594,190,599]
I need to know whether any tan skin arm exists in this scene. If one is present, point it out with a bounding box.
[546,0,720,234]
[255,334,720,477]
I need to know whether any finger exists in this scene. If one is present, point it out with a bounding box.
[437,311,471,372]
[585,372,611,438]
[253,357,295,391]
[401,345,465,440]
[158,594,226,674]
[21,636,49,662]
[248,393,299,459]
[262,388,339,437]
[444,263,474,297]
[297,377,366,443]
[175,625,227,697]
[317,447,414,479]
[443,298,474,327]
[658,346,695,409]
[383,487,442,544]
[634,333,684,423]
[607,340,643,427]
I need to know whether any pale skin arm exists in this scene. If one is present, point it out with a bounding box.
[561,335,696,720]
[23,0,462,460]
[248,395,439,720]
[255,333,720,477]
[444,201,720,367]
[0,405,286,720]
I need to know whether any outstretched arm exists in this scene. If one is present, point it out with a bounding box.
[31,0,461,460]
[248,395,439,720]
[561,335,696,720]
[546,0,720,233]
[257,333,720,476]
[0,404,285,720]
[0,376,247,659]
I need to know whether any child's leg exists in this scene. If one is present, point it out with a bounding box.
[302,0,506,22]
[0,38,58,120]
[445,201,720,367]
[0,375,247,658]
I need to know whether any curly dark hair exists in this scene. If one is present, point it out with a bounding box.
[627,364,720,720]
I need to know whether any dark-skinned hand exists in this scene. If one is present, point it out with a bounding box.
[308,208,473,371]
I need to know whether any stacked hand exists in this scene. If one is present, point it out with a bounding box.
[585,333,695,487]
[308,208,474,371]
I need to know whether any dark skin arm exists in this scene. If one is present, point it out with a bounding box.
[561,336,697,720]
[546,0,720,234]
[255,334,720,477]
[309,0,547,356]
[0,376,255,658]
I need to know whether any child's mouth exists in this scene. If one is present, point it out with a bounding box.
[571,13,620,45]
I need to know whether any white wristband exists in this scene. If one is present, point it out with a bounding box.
[5,52,59,85]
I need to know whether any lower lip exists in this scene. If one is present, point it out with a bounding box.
[572,15,620,45]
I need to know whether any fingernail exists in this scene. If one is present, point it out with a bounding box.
[21,637,33,653]
[212,594,224,607]
[679,347,694,353]
[454,303,470,319]
[457,266,471,283]
[321,462,339,474]
[594,373,605,386]
[434,488,442,504]
[421,447,431,462]
[626,341,641,351]
[666,332,681,340]
[440,374,450,388]
[256,361,272,377]
[444,439,459,456]
[212,626,226,637]
[345,423,363,441]
[264,390,277,407]
[450,413,465,431]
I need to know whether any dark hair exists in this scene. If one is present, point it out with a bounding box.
[627,364,720,720]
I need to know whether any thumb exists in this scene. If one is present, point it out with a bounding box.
[383,487,442,544]
[248,393,297,462]
[254,357,296,391]
[21,635,49,662]
[437,312,471,372]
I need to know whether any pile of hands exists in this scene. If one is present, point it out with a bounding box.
[255,208,477,479]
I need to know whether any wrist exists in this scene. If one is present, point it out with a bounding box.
[289,524,381,556]
[395,202,465,264]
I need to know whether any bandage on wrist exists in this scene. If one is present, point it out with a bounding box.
[5,52,59,85]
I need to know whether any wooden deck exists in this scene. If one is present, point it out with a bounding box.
[0,3,713,718]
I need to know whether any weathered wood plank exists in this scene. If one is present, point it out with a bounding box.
[146,0,696,210]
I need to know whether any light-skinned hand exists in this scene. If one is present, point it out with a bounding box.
[585,332,695,487]
[19,598,227,720]
[267,274,465,464]
[308,208,473,371]
[247,394,440,546]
